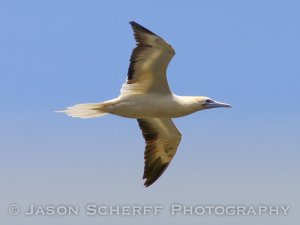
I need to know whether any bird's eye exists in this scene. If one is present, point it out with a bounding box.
[206,99,213,103]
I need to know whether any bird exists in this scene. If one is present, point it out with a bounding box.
[58,21,231,187]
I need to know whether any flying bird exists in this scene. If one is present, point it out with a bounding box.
[59,21,231,187]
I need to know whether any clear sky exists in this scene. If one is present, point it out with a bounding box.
[0,0,299,224]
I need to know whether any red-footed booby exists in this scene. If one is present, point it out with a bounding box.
[59,21,231,187]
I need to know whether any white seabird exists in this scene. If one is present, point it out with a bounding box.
[59,21,231,187]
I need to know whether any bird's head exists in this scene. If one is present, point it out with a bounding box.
[196,96,232,110]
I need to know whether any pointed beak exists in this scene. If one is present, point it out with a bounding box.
[203,101,232,109]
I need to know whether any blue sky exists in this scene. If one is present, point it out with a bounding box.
[0,1,299,224]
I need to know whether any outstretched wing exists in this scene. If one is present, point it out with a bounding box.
[137,118,182,187]
[120,21,175,96]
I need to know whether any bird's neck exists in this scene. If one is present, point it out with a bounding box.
[174,95,204,112]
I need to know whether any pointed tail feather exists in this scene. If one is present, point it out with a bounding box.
[56,103,108,118]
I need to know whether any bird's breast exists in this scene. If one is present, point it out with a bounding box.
[106,94,196,118]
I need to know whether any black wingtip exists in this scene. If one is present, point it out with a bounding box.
[129,21,139,27]
[143,161,171,188]
[129,21,156,36]
[129,21,135,25]
[144,179,154,187]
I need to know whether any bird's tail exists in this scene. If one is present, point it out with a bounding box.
[56,102,108,119]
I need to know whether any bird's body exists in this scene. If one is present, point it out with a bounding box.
[98,94,202,118]
[59,21,231,187]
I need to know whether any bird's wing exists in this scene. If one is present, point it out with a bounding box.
[137,118,182,187]
[120,21,175,96]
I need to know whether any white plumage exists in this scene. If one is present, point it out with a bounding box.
[59,21,231,187]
